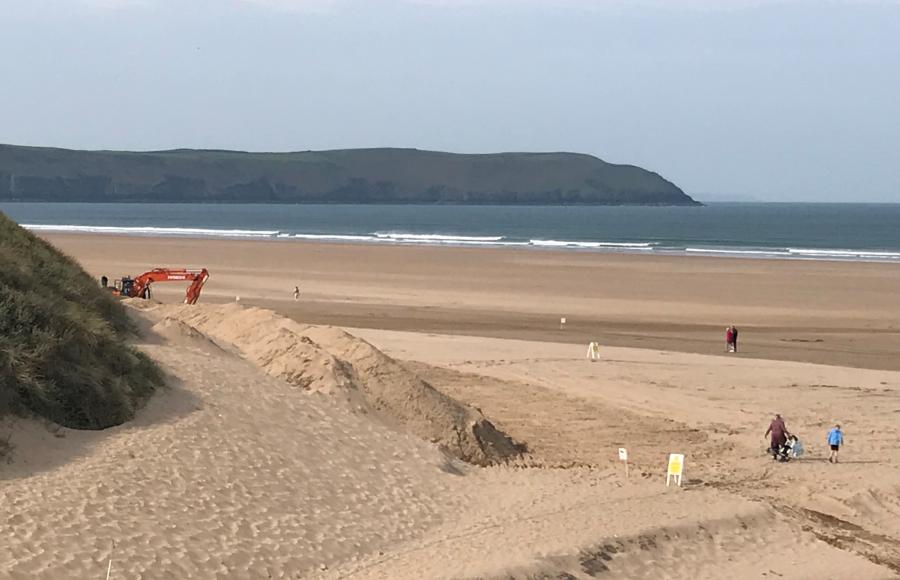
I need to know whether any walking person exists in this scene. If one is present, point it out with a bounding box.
[827,423,844,463]
[725,326,734,353]
[731,325,739,353]
[293,285,300,301]
[764,413,790,461]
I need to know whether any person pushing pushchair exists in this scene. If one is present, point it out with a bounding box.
[765,413,794,461]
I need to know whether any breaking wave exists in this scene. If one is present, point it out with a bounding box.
[21,224,280,238]
[531,239,655,250]
[20,224,900,262]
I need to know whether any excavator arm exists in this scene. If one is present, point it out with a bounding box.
[128,268,210,304]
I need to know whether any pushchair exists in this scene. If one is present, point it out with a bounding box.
[774,435,804,462]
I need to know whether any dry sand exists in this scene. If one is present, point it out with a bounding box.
[2,234,899,578]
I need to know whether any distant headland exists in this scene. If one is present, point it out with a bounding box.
[0,144,698,206]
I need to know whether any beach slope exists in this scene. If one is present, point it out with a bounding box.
[2,302,897,578]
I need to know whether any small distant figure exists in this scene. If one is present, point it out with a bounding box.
[731,325,739,353]
[765,413,791,461]
[725,326,734,352]
[827,423,844,463]
[293,285,300,301]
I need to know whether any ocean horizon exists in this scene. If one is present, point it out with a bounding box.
[3,201,900,263]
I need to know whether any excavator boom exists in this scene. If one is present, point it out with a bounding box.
[124,268,210,304]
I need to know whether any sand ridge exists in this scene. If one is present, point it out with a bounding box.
[132,301,521,466]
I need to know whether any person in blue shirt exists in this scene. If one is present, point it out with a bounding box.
[827,424,844,464]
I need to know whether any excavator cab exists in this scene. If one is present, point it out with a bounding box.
[118,277,133,298]
[117,276,153,299]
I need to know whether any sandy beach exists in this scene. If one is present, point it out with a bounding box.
[5,0,898,576]
[44,233,900,370]
[2,233,899,578]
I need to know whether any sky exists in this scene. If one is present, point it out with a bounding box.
[1,0,898,202]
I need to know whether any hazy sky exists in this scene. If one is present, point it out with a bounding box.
[1,0,898,201]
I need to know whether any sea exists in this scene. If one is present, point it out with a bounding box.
[3,202,900,263]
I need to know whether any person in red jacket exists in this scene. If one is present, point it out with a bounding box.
[725,326,734,352]
[765,414,791,460]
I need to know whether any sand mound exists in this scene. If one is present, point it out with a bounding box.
[150,317,224,353]
[136,303,521,466]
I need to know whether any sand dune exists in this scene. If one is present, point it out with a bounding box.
[2,307,467,579]
[3,301,898,578]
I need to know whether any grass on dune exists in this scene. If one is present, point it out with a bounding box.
[0,212,162,429]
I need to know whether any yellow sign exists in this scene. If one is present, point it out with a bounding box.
[666,453,685,487]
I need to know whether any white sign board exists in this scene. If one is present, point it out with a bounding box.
[619,447,630,477]
[586,342,601,361]
[666,453,685,487]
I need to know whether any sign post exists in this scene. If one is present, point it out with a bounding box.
[560,317,567,330]
[618,447,629,477]
[666,453,684,487]
[106,540,116,580]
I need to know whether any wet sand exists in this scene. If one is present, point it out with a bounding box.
[43,233,900,370]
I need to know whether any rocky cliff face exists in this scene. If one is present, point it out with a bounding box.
[0,145,698,205]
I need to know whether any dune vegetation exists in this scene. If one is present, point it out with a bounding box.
[0,212,162,429]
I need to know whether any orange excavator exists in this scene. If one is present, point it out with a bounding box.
[102,268,210,305]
